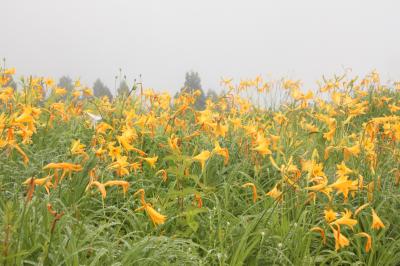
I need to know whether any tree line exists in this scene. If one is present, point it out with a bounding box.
[5,71,219,109]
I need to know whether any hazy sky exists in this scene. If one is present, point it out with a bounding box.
[2,0,399,94]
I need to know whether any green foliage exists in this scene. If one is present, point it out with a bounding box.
[0,81,399,265]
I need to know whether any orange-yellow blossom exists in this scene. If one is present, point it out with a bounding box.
[310,226,326,245]
[242,182,257,203]
[86,181,107,199]
[193,150,211,172]
[371,209,385,230]
[356,232,372,252]
[134,189,167,226]
[324,209,337,223]
[23,176,53,194]
[213,141,229,165]
[330,224,350,251]
[156,169,168,182]
[104,180,130,195]
[330,209,357,230]
[142,156,158,168]
[266,184,283,202]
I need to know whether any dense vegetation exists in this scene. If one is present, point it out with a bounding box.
[1,68,399,265]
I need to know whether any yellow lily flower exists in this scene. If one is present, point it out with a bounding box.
[8,141,30,164]
[330,224,350,251]
[336,161,352,177]
[156,169,168,182]
[86,181,107,199]
[134,189,166,226]
[193,150,211,172]
[252,133,272,156]
[266,184,283,202]
[43,162,83,183]
[168,135,180,153]
[354,203,369,216]
[107,142,122,161]
[329,175,354,202]
[96,122,113,134]
[356,232,372,252]
[71,139,88,159]
[310,226,326,245]
[214,122,228,138]
[330,209,357,230]
[143,156,158,168]
[252,142,272,156]
[343,144,360,160]
[324,209,338,223]
[194,193,203,208]
[54,87,67,96]
[22,176,53,194]
[371,209,385,230]
[242,182,257,203]
[107,156,130,176]
[104,180,130,195]
[213,141,229,165]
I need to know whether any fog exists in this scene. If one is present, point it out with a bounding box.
[2,0,399,94]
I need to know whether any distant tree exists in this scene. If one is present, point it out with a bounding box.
[5,76,17,90]
[178,71,206,109]
[1,58,17,89]
[93,78,113,99]
[206,89,218,102]
[117,80,129,97]
[57,76,74,92]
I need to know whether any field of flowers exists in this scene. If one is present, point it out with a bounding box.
[0,67,399,265]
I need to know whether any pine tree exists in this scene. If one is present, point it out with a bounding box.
[179,71,206,109]
[58,76,74,92]
[206,89,218,102]
[93,78,113,99]
[117,80,130,97]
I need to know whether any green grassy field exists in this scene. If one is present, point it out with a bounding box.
[1,69,400,265]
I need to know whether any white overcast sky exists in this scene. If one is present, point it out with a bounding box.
[2,0,399,94]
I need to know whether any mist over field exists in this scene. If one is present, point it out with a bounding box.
[3,0,400,93]
[1,1,400,265]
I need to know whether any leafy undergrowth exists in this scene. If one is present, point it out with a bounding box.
[1,68,400,265]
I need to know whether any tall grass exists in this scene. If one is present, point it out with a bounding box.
[0,70,400,265]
